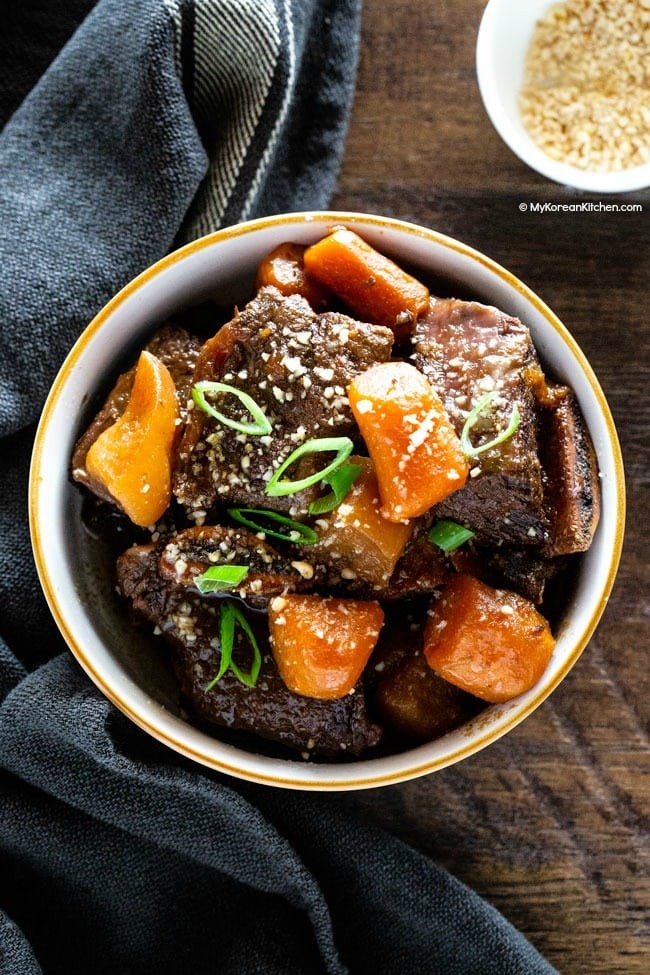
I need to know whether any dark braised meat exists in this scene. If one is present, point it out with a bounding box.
[375,649,483,742]
[305,534,450,602]
[71,325,201,504]
[173,286,394,519]
[449,544,560,605]
[116,543,382,757]
[375,528,450,600]
[413,298,548,547]
[369,616,483,742]
[158,524,318,607]
[538,386,600,556]
[451,382,601,602]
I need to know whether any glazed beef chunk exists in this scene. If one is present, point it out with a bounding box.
[411,297,600,602]
[375,648,483,742]
[173,286,394,519]
[72,325,201,505]
[413,298,548,548]
[157,524,319,606]
[304,521,450,602]
[538,386,600,557]
[116,541,382,758]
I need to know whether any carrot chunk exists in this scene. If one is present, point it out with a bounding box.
[348,361,469,522]
[255,242,331,309]
[309,456,413,587]
[268,593,384,699]
[86,351,179,527]
[423,573,556,703]
[303,227,429,339]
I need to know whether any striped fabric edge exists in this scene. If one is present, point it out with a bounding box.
[163,0,292,240]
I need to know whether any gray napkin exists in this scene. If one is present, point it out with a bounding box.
[0,0,357,436]
[0,3,558,973]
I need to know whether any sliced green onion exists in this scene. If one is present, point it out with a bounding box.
[427,519,475,553]
[194,564,249,594]
[265,437,354,497]
[211,620,233,685]
[192,381,272,436]
[205,601,262,691]
[308,462,362,515]
[228,507,318,544]
[460,391,520,458]
[225,604,262,687]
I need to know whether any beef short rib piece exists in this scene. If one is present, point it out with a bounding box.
[375,648,483,742]
[377,526,450,600]
[72,325,201,505]
[413,298,548,547]
[449,543,561,605]
[116,543,382,758]
[306,533,449,602]
[173,286,394,519]
[538,386,600,556]
[158,523,318,607]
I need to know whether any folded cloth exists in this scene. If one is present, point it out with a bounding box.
[0,3,558,973]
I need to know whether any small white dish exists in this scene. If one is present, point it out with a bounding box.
[476,0,650,193]
[29,211,625,790]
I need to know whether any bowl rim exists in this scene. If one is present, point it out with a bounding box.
[475,0,650,193]
[29,210,626,790]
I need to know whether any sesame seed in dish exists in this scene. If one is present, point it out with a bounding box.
[519,0,650,173]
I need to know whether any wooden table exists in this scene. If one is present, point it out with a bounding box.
[332,3,649,972]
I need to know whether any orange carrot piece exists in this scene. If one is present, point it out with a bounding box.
[348,361,469,522]
[309,456,413,586]
[303,227,429,338]
[86,351,179,527]
[268,593,384,699]
[423,573,556,703]
[255,242,331,309]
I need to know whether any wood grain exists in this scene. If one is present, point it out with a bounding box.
[332,2,650,971]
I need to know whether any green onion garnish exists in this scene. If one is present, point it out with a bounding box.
[308,462,362,515]
[460,391,520,458]
[205,602,262,691]
[225,604,262,687]
[265,437,354,497]
[211,613,233,684]
[192,381,272,436]
[427,519,475,553]
[194,564,249,594]
[228,507,318,544]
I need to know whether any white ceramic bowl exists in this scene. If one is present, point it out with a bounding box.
[476,0,650,193]
[30,211,625,790]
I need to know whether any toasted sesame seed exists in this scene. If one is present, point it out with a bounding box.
[314,366,335,382]
[355,399,376,417]
[290,560,315,580]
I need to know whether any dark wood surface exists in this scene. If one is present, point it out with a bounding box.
[332,3,649,972]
